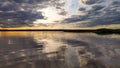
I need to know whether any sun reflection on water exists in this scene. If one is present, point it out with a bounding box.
[0,31,120,68]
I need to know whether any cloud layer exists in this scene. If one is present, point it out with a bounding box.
[0,0,120,28]
[63,0,120,27]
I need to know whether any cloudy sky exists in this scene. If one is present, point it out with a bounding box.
[0,0,120,28]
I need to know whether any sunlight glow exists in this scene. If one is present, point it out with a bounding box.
[34,7,65,24]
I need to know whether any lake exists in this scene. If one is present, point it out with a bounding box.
[0,31,120,68]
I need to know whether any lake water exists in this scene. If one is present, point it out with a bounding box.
[0,31,120,68]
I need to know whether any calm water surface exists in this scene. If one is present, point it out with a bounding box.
[0,31,120,68]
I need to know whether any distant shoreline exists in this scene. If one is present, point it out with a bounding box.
[0,28,120,34]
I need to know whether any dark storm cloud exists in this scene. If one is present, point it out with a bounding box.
[0,0,49,4]
[87,9,120,26]
[0,0,49,27]
[86,0,120,26]
[62,0,120,27]
[92,5,104,11]
[62,15,88,23]
[0,1,19,11]
[81,0,103,5]
[79,8,86,11]
[0,11,44,27]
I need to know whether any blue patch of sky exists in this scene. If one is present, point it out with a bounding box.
[66,0,79,14]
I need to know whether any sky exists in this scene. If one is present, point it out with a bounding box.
[0,0,120,28]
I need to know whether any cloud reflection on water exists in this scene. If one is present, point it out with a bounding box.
[0,31,120,68]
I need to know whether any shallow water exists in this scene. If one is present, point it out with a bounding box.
[0,31,120,68]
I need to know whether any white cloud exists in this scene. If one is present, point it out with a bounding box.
[33,7,67,24]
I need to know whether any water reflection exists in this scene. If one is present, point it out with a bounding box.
[0,31,120,68]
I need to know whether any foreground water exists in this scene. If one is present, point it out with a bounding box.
[0,31,120,68]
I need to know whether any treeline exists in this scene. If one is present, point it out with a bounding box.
[0,28,120,34]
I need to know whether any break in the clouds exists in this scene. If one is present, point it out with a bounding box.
[0,0,120,28]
